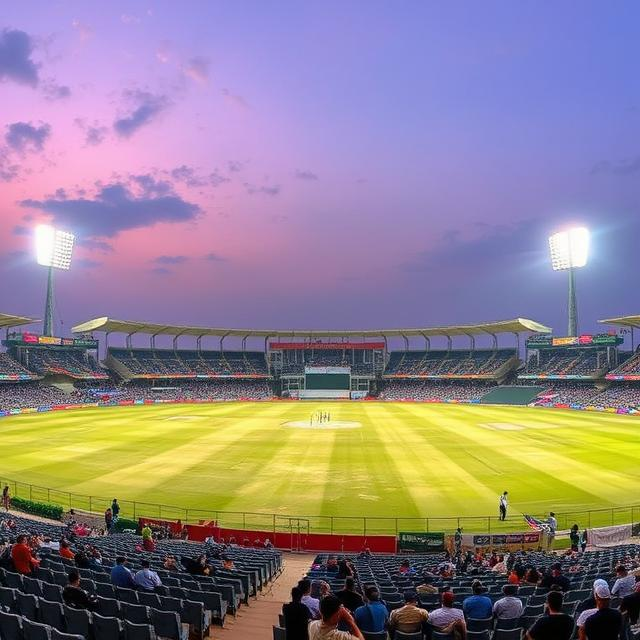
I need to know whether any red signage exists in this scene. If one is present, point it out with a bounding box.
[269,342,385,351]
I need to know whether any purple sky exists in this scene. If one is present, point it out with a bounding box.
[1,2,639,345]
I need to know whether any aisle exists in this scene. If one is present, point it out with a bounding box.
[212,553,315,640]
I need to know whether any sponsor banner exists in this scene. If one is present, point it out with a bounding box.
[456,532,541,552]
[588,524,632,547]
[398,532,445,552]
[384,374,493,380]
[270,342,385,351]
[305,366,350,375]
[38,335,62,345]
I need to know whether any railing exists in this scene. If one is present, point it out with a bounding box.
[2,475,638,537]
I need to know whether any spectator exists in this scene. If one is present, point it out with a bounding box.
[110,556,136,588]
[399,559,415,575]
[11,534,39,575]
[141,523,152,540]
[547,512,558,547]
[428,591,466,638]
[492,554,507,574]
[612,565,636,599]
[493,584,524,620]
[181,554,212,576]
[63,568,97,609]
[540,563,571,592]
[580,582,622,640]
[526,590,574,640]
[299,578,321,619]
[578,579,609,616]
[2,485,10,512]
[134,559,162,591]
[463,580,492,620]
[163,555,179,571]
[576,581,612,634]
[524,567,540,585]
[337,558,354,579]
[354,586,389,634]
[104,508,113,532]
[335,578,364,614]
[389,591,429,635]
[570,524,580,552]
[282,586,311,640]
[111,498,120,521]
[581,529,588,552]
[308,595,365,640]
[620,582,640,625]
[416,575,439,595]
[59,539,75,560]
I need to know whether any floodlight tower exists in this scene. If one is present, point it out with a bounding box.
[548,227,590,337]
[35,224,75,336]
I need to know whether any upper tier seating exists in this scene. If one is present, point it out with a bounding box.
[385,349,516,377]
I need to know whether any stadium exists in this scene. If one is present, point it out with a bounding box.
[4,4,640,640]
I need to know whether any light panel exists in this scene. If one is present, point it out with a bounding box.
[35,224,75,270]
[548,227,589,271]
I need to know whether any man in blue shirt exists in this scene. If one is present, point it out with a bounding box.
[110,556,136,588]
[354,586,389,633]
[463,580,493,620]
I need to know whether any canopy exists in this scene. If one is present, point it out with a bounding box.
[72,316,551,339]
[0,313,38,330]
[599,315,640,330]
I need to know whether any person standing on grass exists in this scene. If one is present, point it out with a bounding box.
[2,486,10,512]
[499,491,508,521]
[570,524,580,552]
[111,498,120,522]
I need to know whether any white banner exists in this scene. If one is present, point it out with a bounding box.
[587,524,632,547]
[305,366,350,374]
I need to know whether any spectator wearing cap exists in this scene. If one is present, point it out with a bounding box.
[388,591,429,635]
[612,565,636,599]
[576,581,613,632]
[463,580,492,620]
[428,591,466,638]
[579,581,622,640]
[526,590,574,640]
[540,563,571,592]
[354,586,389,634]
[493,584,524,620]
[308,595,365,640]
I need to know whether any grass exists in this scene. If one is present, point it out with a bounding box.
[2,401,640,535]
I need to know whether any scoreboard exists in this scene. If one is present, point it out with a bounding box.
[304,366,350,390]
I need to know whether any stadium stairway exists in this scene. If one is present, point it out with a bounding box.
[478,385,545,405]
[215,554,313,640]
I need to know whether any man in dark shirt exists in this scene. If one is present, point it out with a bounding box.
[282,586,311,640]
[335,578,364,613]
[527,590,574,640]
[582,602,622,640]
[63,569,97,610]
[540,563,571,592]
[620,584,640,625]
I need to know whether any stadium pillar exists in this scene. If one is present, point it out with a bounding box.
[43,266,55,336]
[568,266,578,336]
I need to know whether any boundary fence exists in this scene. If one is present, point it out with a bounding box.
[2,475,639,537]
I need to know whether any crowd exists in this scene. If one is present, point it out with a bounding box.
[524,350,605,377]
[381,380,493,402]
[278,546,640,640]
[609,351,640,376]
[0,353,36,377]
[25,349,107,379]
[385,349,516,377]
[279,349,380,377]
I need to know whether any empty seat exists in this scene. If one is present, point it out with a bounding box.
[124,620,158,640]
[63,605,91,637]
[23,577,44,597]
[92,612,124,640]
[95,583,116,599]
[38,599,65,632]
[0,610,23,640]
[150,608,189,640]
[50,631,85,640]
[117,588,140,605]
[138,592,161,609]
[95,596,121,619]
[4,571,25,590]
[179,600,210,640]
[0,586,17,611]
[493,629,523,640]
[22,618,52,640]
[122,602,150,624]
[272,626,287,640]
[17,592,39,620]
[42,584,63,604]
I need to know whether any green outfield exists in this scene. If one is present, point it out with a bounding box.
[2,401,640,533]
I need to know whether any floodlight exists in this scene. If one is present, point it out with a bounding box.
[548,226,590,337]
[548,227,589,271]
[35,224,75,270]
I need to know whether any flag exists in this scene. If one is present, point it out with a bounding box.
[523,514,552,533]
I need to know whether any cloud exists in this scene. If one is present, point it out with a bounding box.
[120,14,141,25]
[76,258,101,269]
[20,175,201,239]
[71,20,93,42]
[204,252,226,262]
[0,29,39,86]
[228,160,243,172]
[222,88,249,109]
[294,169,318,181]
[113,90,170,138]
[591,157,640,177]
[80,238,113,252]
[0,149,19,182]
[170,164,229,188]
[12,225,29,236]
[74,118,108,146]
[154,255,188,265]
[244,182,280,196]
[150,267,171,276]
[183,56,210,84]
[42,81,71,101]
[5,121,51,153]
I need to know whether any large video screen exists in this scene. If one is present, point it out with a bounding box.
[305,373,351,390]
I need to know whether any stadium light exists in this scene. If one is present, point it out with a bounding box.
[548,227,590,337]
[35,224,75,336]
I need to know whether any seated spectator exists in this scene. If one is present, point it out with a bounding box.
[416,575,439,595]
[524,566,540,585]
[508,568,521,584]
[578,579,607,615]
[325,556,339,572]
[163,555,179,571]
[399,559,415,575]
[311,580,331,600]
[335,578,364,614]
[493,584,523,620]
[110,556,136,588]
[308,595,365,640]
[59,539,75,560]
[428,591,466,638]
[463,580,492,620]
[612,565,636,598]
[63,568,97,610]
[282,586,311,640]
[621,582,640,626]
[222,556,235,570]
[579,582,622,640]
[526,590,574,640]
[299,578,321,619]
[540,563,571,592]
[576,581,612,634]
[491,554,507,574]
[354,586,389,634]
[134,559,162,591]
[337,558,354,579]
[181,554,212,576]
[389,591,430,635]
[11,534,39,575]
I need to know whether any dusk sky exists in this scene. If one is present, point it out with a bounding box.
[1,2,639,346]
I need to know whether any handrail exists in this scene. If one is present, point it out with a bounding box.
[1,474,637,536]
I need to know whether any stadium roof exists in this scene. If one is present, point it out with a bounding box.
[0,313,38,330]
[599,315,640,330]
[72,316,551,339]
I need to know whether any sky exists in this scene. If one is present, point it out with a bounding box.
[1,1,639,347]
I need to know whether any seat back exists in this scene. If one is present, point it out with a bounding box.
[467,617,493,632]
[17,592,39,619]
[50,630,85,640]
[117,588,139,604]
[272,626,287,640]
[150,608,181,640]
[122,602,150,624]
[22,617,52,640]
[95,596,121,619]
[63,605,92,637]
[124,620,158,640]
[42,584,63,604]
[92,612,124,640]
[38,599,65,631]
[493,629,523,640]
[0,610,23,640]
